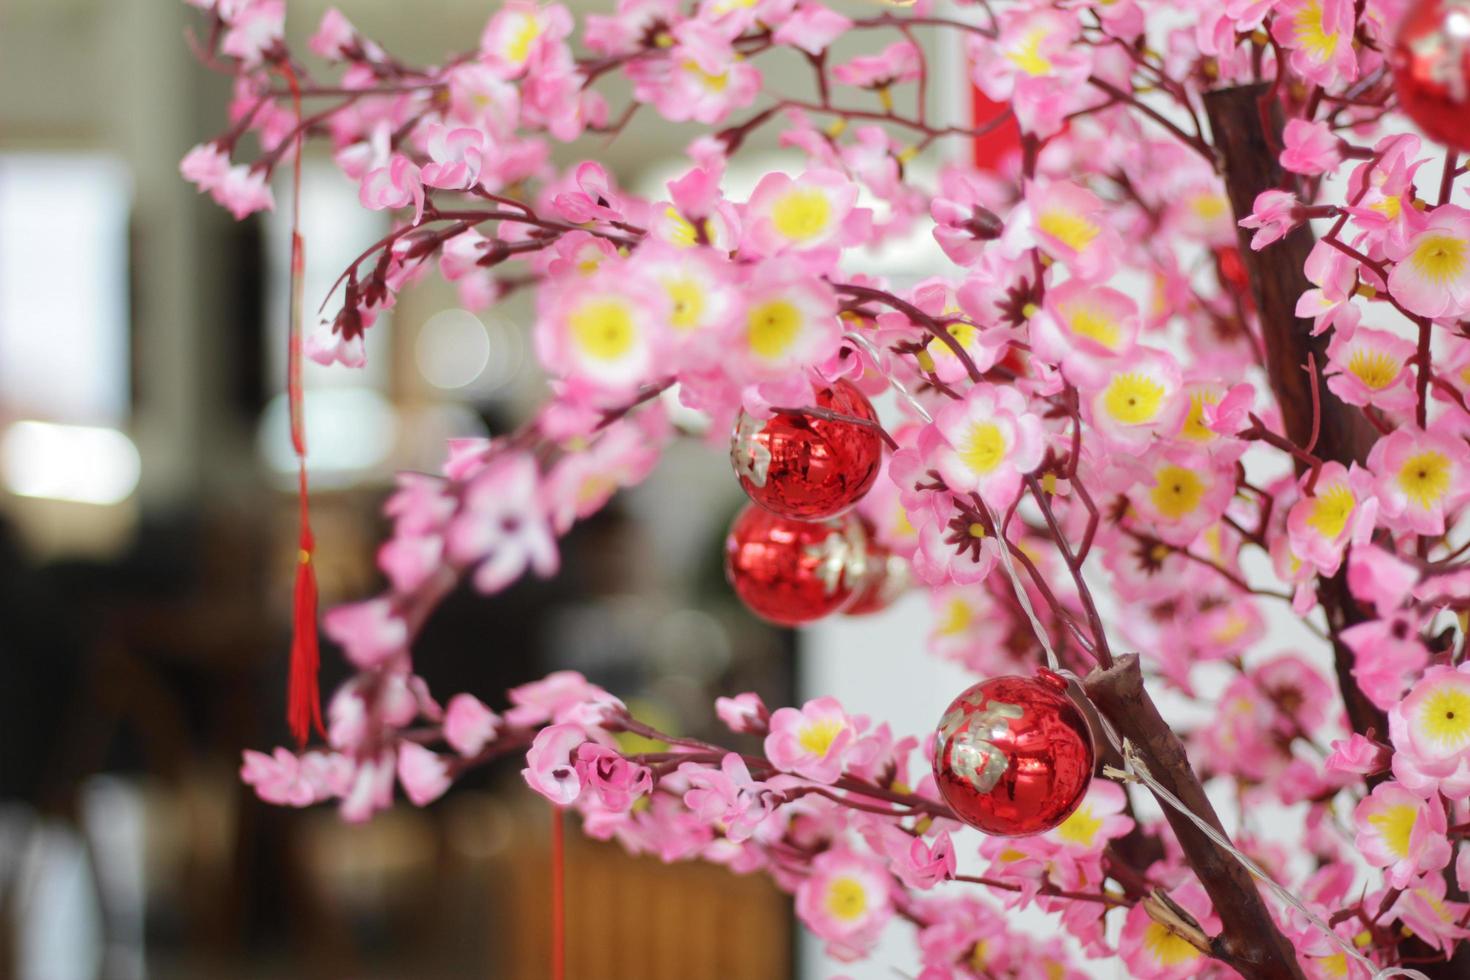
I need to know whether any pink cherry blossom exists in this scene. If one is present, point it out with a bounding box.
[1389,663,1470,800]
[241,747,350,807]
[521,723,588,805]
[180,143,231,191]
[1367,425,1470,536]
[322,598,408,669]
[969,6,1091,137]
[1270,0,1358,87]
[212,165,275,220]
[680,753,775,842]
[1385,205,1470,318]
[772,4,851,56]
[1324,325,1417,412]
[765,696,860,784]
[794,848,894,961]
[742,168,866,258]
[831,41,920,89]
[445,452,560,593]
[221,0,283,66]
[397,742,452,806]
[715,692,769,734]
[360,154,425,225]
[1119,882,1217,979]
[574,743,652,811]
[1023,179,1120,281]
[1353,780,1452,888]
[927,383,1045,511]
[418,126,486,190]
[1325,732,1390,776]
[1285,461,1376,576]
[1239,189,1301,250]
[443,694,500,757]
[505,670,616,729]
[1279,118,1343,176]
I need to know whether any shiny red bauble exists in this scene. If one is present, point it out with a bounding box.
[931,670,1095,837]
[843,546,910,616]
[730,380,883,520]
[1393,0,1470,152]
[724,504,868,625]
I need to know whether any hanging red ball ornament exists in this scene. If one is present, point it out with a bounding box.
[843,544,911,616]
[931,670,1095,836]
[730,380,883,521]
[1393,0,1470,152]
[724,504,868,625]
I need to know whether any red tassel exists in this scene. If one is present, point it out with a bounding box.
[278,61,322,749]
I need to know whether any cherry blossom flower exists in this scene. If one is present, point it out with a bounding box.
[221,0,284,66]
[1130,448,1234,547]
[1239,189,1301,250]
[680,753,775,842]
[1325,733,1390,777]
[772,4,851,56]
[443,694,500,757]
[522,723,588,805]
[926,383,1044,511]
[1367,425,1470,536]
[1023,180,1120,281]
[446,452,560,593]
[574,743,652,811]
[1343,611,1431,710]
[213,165,274,220]
[1279,118,1342,176]
[1285,461,1376,576]
[418,126,486,190]
[180,143,231,192]
[322,598,408,669]
[730,267,840,387]
[1031,280,1140,385]
[241,747,350,807]
[715,692,769,734]
[627,23,761,125]
[505,670,615,729]
[1324,326,1417,412]
[480,1,572,79]
[1295,239,1362,336]
[1270,0,1358,87]
[831,41,920,89]
[1385,205,1470,318]
[742,169,866,258]
[969,6,1091,137]
[765,696,860,784]
[535,264,671,396]
[1353,780,1452,888]
[1086,347,1185,448]
[794,848,894,961]
[360,154,424,225]
[397,742,452,806]
[1389,663,1470,800]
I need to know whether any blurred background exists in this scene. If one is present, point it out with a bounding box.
[0,1,1015,978]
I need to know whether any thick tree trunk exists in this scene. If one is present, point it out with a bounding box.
[1202,83,1386,741]
[1086,656,1307,979]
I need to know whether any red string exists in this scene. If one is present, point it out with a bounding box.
[277,59,323,749]
[551,805,565,980]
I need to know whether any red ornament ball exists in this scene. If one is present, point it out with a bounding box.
[931,670,1095,837]
[843,546,910,616]
[1394,0,1470,152]
[724,504,868,626]
[730,380,883,521]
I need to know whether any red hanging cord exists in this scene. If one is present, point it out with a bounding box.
[277,60,323,749]
[551,805,565,980]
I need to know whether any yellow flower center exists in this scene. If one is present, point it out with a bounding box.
[1180,390,1220,442]
[1053,803,1103,847]
[1293,1,1339,61]
[1397,450,1453,510]
[1415,685,1470,749]
[1037,208,1101,252]
[824,876,867,921]
[1371,195,1402,221]
[894,504,916,538]
[569,299,636,361]
[1102,372,1167,425]
[1143,922,1201,967]
[1062,303,1123,349]
[1411,233,1469,284]
[1367,803,1418,858]
[681,60,729,92]
[664,206,698,247]
[798,718,844,757]
[958,421,1008,476]
[929,322,977,359]
[747,299,803,360]
[937,598,973,636]
[1191,193,1228,221]
[1305,482,1356,540]
[664,278,706,331]
[771,188,832,242]
[1347,349,1401,390]
[1005,28,1054,76]
[1150,465,1206,520]
[504,14,541,66]
[970,940,990,970]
